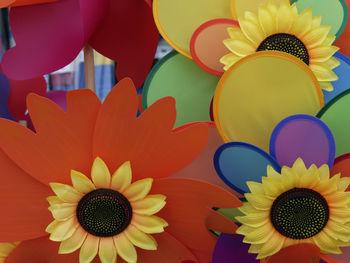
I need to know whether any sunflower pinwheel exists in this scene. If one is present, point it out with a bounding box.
[0,78,240,263]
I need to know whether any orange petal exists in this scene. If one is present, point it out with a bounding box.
[151,178,241,261]
[0,0,57,8]
[0,149,52,241]
[0,89,101,186]
[266,243,320,263]
[6,235,100,263]
[93,78,209,181]
[137,232,197,263]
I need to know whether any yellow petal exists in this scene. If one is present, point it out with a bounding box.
[310,63,338,82]
[310,45,339,63]
[244,11,259,24]
[291,158,307,177]
[338,176,350,191]
[239,202,257,215]
[49,203,76,220]
[319,164,330,180]
[327,192,350,208]
[320,82,334,92]
[49,183,83,203]
[262,177,283,198]
[71,170,96,194]
[111,161,132,192]
[236,224,255,236]
[239,18,265,46]
[323,35,336,46]
[244,193,272,210]
[79,235,99,263]
[257,230,285,259]
[243,223,274,244]
[313,231,342,254]
[235,211,269,227]
[223,38,256,57]
[99,237,117,263]
[114,232,137,263]
[258,6,276,36]
[303,25,331,49]
[47,217,78,242]
[132,214,167,234]
[246,181,265,194]
[311,15,322,29]
[249,243,264,254]
[220,53,241,71]
[330,207,350,221]
[47,196,64,206]
[132,195,166,216]
[123,178,153,202]
[59,226,87,254]
[0,242,17,257]
[291,7,312,37]
[267,166,282,181]
[91,157,111,188]
[324,57,340,69]
[227,26,248,40]
[325,220,350,242]
[276,1,293,33]
[125,225,157,250]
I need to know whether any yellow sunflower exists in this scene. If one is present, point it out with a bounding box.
[46,157,167,263]
[221,0,340,91]
[236,158,350,259]
[0,242,19,262]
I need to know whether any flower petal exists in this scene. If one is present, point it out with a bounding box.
[123,178,153,202]
[79,235,99,263]
[132,195,166,215]
[49,203,76,220]
[111,161,132,192]
[223,38,256,56]
[71,170,95,194]
[310,46,340,63]
[99,237,117,263]
[49,183,83,203]
[113,232,137,263]
[302,26,331,49]
[47,217,78,242]
[91,157,111,189]
[59,226,87,254]
[132,214,167,234]
[125,224,157,250]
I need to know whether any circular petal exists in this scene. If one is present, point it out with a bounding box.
[214,51,323,152]
[270,114,335,168]
[317,89,350,157]
[231,0,286,20]
[323,53,350,104]
[170,122,240,195]
[331,154,350,191]
[190,18,239,76]
[214,142,281,194]
[143,51,218,127]
[212,234,259,263]
[266,243,320,263]
[293,0,348,40]
[0,72,15,120]
[154,0,232,57]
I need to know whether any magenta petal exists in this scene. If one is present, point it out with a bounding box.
[1,0,107,80]
[212,234,259,263]
[89,0,158,88]
[45,90,67,111]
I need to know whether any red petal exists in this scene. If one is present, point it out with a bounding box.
[0,89,101,185]
[266,244,320,263]
[93,78,209,181]
[152,178,241,261]
[89,0,158,88]
[0,150,51,241]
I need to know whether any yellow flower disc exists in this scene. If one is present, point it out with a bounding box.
[153,0,232,58]
[213,51,323,152]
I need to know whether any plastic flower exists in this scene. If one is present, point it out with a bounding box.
[0,0,157,88]
[237,158,350,259]
[221,0,340,91]
[0,78,239,262]
[0,242,18,262]
[212,114,350,261]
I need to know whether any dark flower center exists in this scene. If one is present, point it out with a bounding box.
[257,33,310,65]
[270,188,329,239]
[76,189,132,237]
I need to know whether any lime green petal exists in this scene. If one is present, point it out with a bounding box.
[132,214,167,234]
[91,157,111,188]
[49,183,83,203]
[132,195,166,216]
[71,170,95,194]
[99,237,117,263]
[123,178,153,202]
[49,203,76,220]
[223,38,256,57]
[111,161,132,192]
[114,233,137,263]
[48,217,78,242]
[79,235,99,263]
[59,226,87,254]
[125,225,157,250]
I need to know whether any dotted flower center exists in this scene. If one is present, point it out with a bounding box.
[76,189,132,237]
[270,188,329,239]
[257,33,310,65]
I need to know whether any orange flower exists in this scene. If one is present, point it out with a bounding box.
[0,78,240,262]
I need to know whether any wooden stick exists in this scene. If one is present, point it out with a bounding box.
[83,44,96,92]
